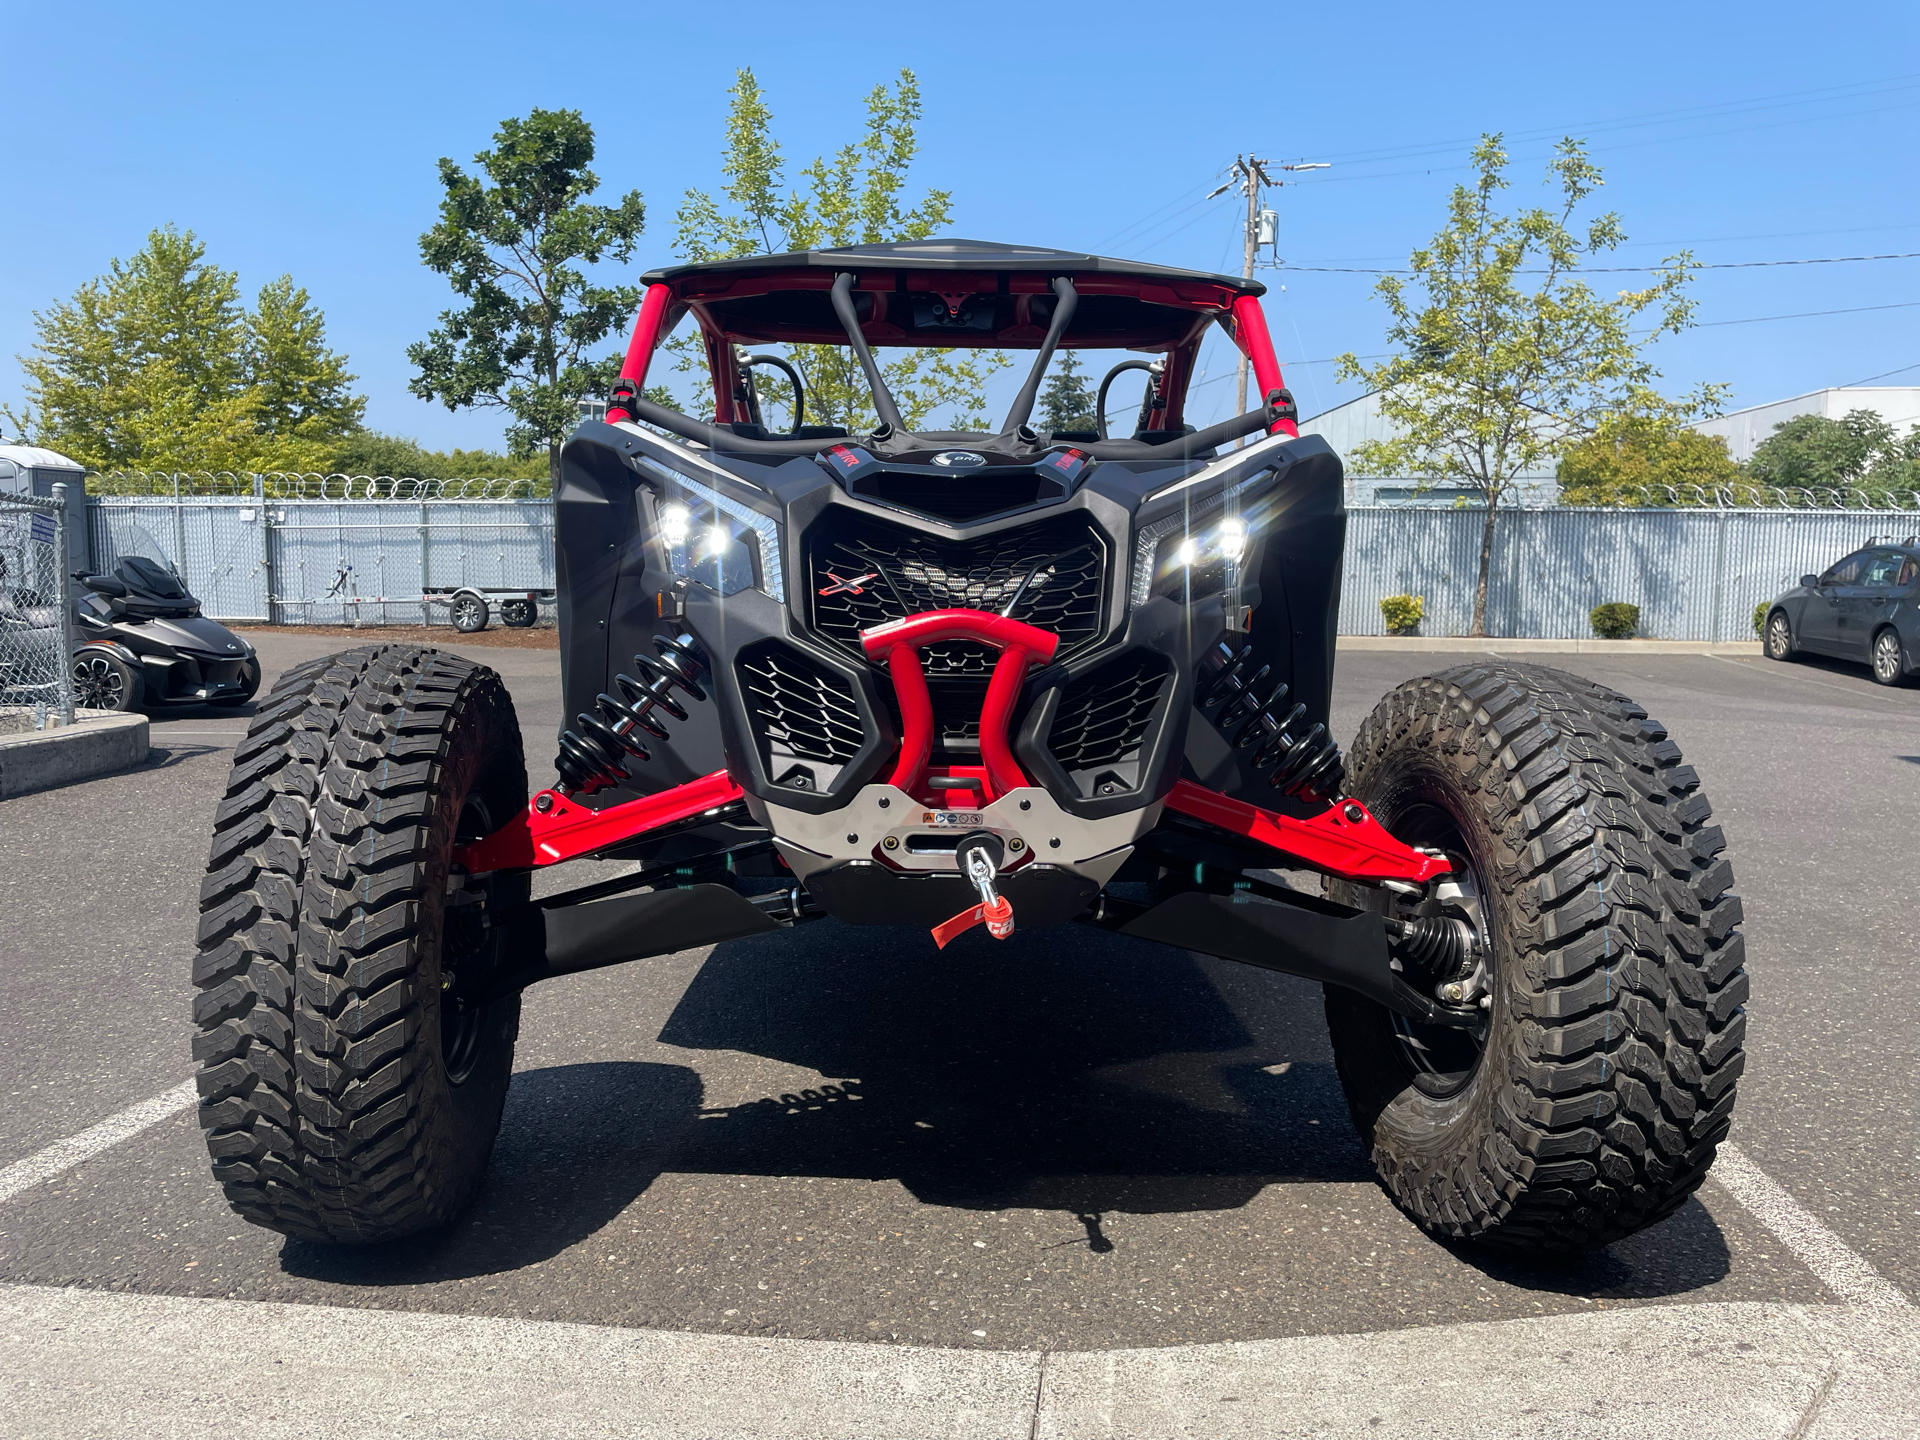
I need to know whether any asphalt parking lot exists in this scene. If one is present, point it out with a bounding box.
[1,628,1915,1435]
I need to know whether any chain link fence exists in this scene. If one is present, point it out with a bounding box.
[91,471,546,500]
[0,490,76,728]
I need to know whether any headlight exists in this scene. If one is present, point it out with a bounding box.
[634,458,784,600]
[1130,474,1270,607]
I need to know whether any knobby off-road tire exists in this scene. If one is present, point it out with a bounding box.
[193,644,528,1243]
[1326,662,1747,1252]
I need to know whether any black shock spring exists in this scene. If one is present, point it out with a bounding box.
[1198,639,1346,804]
[554,633,710,796]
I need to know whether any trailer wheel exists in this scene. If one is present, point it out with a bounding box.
[451,593,490,633]
[498,599,536,628]
[1326,662,1746,1252]
[193,644,528,1243]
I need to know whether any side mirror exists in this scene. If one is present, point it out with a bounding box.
[1800,575,1820,589]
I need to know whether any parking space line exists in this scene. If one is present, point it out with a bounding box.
[0,1080,197,1206]
[1712,1142,1912,1310]
[1705,653,1911,705]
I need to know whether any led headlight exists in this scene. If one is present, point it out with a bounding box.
[1130,473,1271,607]
[634,457,784,600]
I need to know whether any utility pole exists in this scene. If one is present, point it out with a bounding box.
[1208,156,1330,420]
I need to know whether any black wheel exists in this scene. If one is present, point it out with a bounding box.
[1326,663,1746,1253]
[451,594,489,633]
[1764,609,1795,661]
[72,647,143,712]
[210,656,262,707]
[498,599,536,628]
[193,645,528,1243]
[1870,627,1907,686]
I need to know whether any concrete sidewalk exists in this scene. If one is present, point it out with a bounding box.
[2,1283,1912,1439]
[1339,635,1764,654]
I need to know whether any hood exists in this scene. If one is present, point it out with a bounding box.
[131,613,251,658]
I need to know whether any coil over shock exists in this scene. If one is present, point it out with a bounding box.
[554,633,710,796]
[1198,639,1346,803]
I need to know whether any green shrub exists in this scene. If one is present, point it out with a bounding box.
[1752,599,1769,637]
[1590,602,1641,639]
[1379,593,1425,635]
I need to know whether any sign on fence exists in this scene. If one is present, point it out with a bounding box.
[29,513,55,546]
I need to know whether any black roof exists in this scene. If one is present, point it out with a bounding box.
[641,238,1264,296]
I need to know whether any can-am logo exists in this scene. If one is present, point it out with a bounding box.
[931,451,986,469]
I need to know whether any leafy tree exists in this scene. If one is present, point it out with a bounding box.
[1039,350,1098,433]
[409,109,646,482]
[1746,409,1920,498]
[1556,412,1739,505]
[5,225,361,472]
[1337,136,1720,634]
[328,430,549,482]
[673,68,1005,433]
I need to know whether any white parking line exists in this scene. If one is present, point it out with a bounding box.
[1706,653,1910,705]
[0,1079,197,1205]
[1712,1142,1912,1310]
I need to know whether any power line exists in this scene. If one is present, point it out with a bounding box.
[1840,360,1920,386]
[1690,301,1920,328]
[1271,252,1920,275]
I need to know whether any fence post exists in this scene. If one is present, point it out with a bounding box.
[419,500,431,628]
[51,483,76,724]
[1709,509,1729,642]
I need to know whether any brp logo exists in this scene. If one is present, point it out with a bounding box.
[931,451,987,469]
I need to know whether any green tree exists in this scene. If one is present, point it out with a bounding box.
[409,109,646,482]
[1557,412,1739,505]
[5,225,363,472]
[1746,409,1920,499]
[1337,136,1720,635]
[328,430,549,483]
[673,68,1005,433]
[1038,350,1097,434]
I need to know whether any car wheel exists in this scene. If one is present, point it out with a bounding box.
[71,648,144,712]
[451,594,489,633]
[1870,627,1907,686]
[1764,610,1795,661]
[498,599,536,628]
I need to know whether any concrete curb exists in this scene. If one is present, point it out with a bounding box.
[1,1284,1913,1439]
[0,710,148,799]
[1340,636,1765,654]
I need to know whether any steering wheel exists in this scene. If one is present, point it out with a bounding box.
[1095,359,1159,441]
[741,354,807,436]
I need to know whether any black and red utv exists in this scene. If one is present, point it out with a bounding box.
[193,240,1746,1254]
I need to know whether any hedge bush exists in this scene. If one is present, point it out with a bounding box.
[1590,602,1641,639]
[1752,600,1769,637]
[1379,594,1425,635]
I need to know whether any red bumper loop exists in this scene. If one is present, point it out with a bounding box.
[860,609,1059,801]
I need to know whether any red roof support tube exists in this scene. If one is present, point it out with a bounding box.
[606,283,674,423]
[1228,295,1298,438]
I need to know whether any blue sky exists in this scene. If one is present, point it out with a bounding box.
[3,0,1916,450]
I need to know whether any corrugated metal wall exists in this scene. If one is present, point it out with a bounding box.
[1340,507,1919,640]
[86,497,1912,641]
[89,498,554,625]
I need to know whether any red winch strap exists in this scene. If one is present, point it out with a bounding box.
[931,895,1015,949]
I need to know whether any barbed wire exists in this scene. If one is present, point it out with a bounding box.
[1351,476,1920,511]
[87,472,550,500]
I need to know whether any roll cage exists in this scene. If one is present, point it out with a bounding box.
[603,238,1300,459]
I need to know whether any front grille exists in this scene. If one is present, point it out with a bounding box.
[806,512,1107,677]
[738,642,865,767]
[1047,654,1170,772]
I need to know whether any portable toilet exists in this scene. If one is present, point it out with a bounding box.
[0,445,90,574]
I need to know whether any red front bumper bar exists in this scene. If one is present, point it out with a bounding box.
[452,608,1445,888]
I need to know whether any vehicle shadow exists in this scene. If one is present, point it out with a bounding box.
[278,1059,701,1286]
[283,919,1731,1299]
